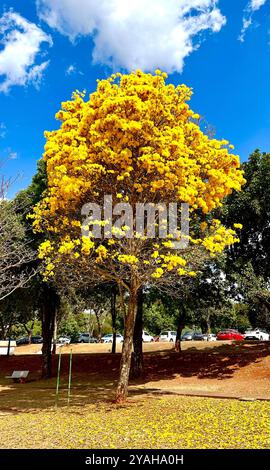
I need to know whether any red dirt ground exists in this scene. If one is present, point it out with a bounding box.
[0,341,269,400]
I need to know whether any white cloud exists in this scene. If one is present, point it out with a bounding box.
[65,64,83,76]
[239,0,268,42]
[0,122,6,138]
[250,0,267,11]
[8,149,18,160]
[0,10,52,93]
[0,147,18,161]
[36,0,226,73]
[66,64,76,75]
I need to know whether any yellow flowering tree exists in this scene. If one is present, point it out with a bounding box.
[32,70,245,402]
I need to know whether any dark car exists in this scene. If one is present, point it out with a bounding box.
[16,335,43,345]
[192,332,206,341]
[181,331,194,341]
[78,333,97,343]
[32,335,43,344]
[16,337,28,346]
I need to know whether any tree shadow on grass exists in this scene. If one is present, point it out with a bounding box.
[0,374,118,412]
[0,342,269,411]
[0,374,164,413]
[136,341,270,383]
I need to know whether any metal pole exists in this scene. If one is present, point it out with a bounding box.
[67,349,72,405]
[55,348,62,407]
[7,337,11,357]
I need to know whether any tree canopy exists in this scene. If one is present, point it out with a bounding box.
[32,70,244,289]
[223,150,270,280]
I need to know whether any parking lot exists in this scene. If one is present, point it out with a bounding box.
[13,338,266,355]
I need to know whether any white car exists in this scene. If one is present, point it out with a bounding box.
[159,330,177,342]
[102,333,123,344]
[244,329,269,341]
[207,334,217,342]
[142,331,154,342]
[58,336,71,345]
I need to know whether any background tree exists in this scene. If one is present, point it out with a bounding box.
[0,296,18,339]
[223,150,270,278]
[0,283,39,342]
[231,263,270,331]
[223,150,270,328]
[14,160,60,377]
[0,199,36,301]
[191,261,233,332]
[83,286,114,342]
[143,296,178,335]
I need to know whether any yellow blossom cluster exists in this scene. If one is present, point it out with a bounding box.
[152,267,164,279]
[161,254,187,271]
[81,236,94,255]
[118,254,139,265]
[202,226,239,254]
[96,245,108,261]
[32,70,245,281]
[38,240,54,259]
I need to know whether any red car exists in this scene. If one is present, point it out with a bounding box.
[217,329,244,341]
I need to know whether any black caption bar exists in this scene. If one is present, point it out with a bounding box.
[0,450,269,467]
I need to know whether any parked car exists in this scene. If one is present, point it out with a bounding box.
[217,329,244,341]
[181,331,194,341]
[207,334,217,342]
[192,332,207,341]
[159,330,177,342]
[244,328,269,341]
[32,336,43,344]
[16,337,28,346]
[101,333,123,344]
[78,333,97,343]
[142,331,154,342]
[58,336,71,345]
[16,335,43,345]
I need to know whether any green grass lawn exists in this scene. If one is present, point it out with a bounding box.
[1,395,269,449]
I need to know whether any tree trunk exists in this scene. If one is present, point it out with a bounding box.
[24,321,34,345]
[7,337,11,357]
[131,288,143,378]
[111,286,117,354]
[175,323,184,352]
[175,311,186,353]
[206,312,211,335]
[1,318,13,340]
[115,286,138,402]
[95,311,102,342]
[200,319,208,334]
[41,284,59,379]
[0,324,5,340]
[52,313,57,354]
[28,330,33,345]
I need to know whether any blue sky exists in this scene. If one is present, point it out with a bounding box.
[0,0,269,196]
